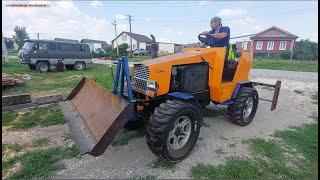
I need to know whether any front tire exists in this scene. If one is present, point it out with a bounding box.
[36,61,50,72]
[146,100,202,162]
[74,62,86,71]
[227,87,259,126]
[28,64,36,70]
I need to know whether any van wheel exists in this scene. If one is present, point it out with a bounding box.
[36,62,50,72]
[74,62,86,71]
[28,64,36,70]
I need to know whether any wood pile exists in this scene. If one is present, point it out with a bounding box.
[2,73,24,87]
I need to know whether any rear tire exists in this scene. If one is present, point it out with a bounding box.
[227,87,259,126]
[146,100,202,162]
[28,64,36,70]
[36,61,50,72]
[74,62,86,71]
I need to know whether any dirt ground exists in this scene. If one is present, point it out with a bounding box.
[2,69,318,179]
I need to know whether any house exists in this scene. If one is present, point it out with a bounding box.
[250,26,299,57]
[235,41,252,52]
[158,42,182,54]
[54,38,79,43]
[111,31,152,50]
[80,39,110,53]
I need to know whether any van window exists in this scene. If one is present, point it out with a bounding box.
[48,42,56,50]
[80,45,86,51]
[38,42,47,51]
[57,44,73,51]
[72,45,81,51]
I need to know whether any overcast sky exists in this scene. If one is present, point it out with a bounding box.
[2,1,318,44]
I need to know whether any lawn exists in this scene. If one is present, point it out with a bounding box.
[2,59,114,99]
[252,59,318,72]
[129,55,150,62]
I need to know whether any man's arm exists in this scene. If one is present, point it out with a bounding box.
[209,27,230,39]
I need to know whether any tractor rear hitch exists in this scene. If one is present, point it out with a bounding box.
[252,81,282,111]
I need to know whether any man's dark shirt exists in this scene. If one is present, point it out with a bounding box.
[208,26,230,48]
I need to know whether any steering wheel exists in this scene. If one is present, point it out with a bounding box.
[198,33,216,47]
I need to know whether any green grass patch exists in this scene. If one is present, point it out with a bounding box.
[215,148,225,154]
[189,123,318,179]
[32,138,50,147]
[310,92,318,104]
[2,60,113,98]
[111,128,145,147]
[228,144,236,148]
[294,90,305,95]
[252,59,318,72]
[129,175,157,180]
[62,133,73,142]
[2,144,23,153]
[129,55,150,62]
[2,146,79,179]
[9,105,65,130]
[204,107,226,117]
[2,111,18,126]
[151,159,176,171]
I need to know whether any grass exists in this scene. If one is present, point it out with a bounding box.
[261,86,273,91]
[2,146,79,179]
[62,133,73,142]
[310,92,318,105]
[129,175,157,180]
[2,111,18,126]
[2,59,113,99]
[203,107,226,117]
[252,59,318,72]
[228,144,236,148]
[32,138,50,147]
[294,90,305,95]
[151,159,176,171]
[215,148,225,155]
[189,122,318,179]
[111,128,145,147]
[129,55,150,62]
[7,105,65,130]
[2,144,23,153]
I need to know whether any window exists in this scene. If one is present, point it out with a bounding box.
[72,45,81,51]
[242,42,248,50]
[37,43,47,51]
[267,41,274,50]
[256,41,263,50]
[122,34,127,41]
[279,41,287,50]
[80,45,85,51]
[48,42,56,50]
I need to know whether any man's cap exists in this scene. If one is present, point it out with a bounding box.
[211,16,221,22]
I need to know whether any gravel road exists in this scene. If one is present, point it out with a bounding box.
[51,69,318,179]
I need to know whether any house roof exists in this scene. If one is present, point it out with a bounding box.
[111,31,152,43]
[250,26,299,40]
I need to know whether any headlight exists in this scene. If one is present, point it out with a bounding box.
[147,80,157,90]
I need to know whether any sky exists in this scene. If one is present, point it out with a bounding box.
[2,0,318,45]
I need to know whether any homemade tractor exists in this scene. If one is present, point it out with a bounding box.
[59,47,281,162]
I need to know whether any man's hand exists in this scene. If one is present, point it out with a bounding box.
[201,31,209,36]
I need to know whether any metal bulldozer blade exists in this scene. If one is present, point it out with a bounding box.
[59,77,132,157]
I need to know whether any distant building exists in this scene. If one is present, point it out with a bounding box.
[111,31,152,50]
[54,38,79,43]
[80,39,109,53]
[157,42,182,54]
[250,26,299,57]
[235,41,252,52]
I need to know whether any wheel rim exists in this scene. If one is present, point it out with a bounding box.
[243,97,254,119]
[76,63,83,70]
[40,64,48,72]
[167,116,192,150]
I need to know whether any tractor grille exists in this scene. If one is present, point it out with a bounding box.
[132,65,149,92]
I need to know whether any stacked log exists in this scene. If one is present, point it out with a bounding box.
[2,73,23,87]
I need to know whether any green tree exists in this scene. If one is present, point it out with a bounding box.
[13,26,29,50]
[118,43,129,56]
[293,39,318,60]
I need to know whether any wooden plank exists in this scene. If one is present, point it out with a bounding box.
[2,93,32,107]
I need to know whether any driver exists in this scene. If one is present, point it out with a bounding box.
[198,16,230,49]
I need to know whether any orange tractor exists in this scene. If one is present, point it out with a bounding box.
[59,47,281,162]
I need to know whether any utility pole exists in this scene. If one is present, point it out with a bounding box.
[112,20,119,55]
[127,14,133,51]
[2,32,9,62]
[290,40,294,60]
[37,32,39,40]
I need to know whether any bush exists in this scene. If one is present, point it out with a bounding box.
[279,50,292,60]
